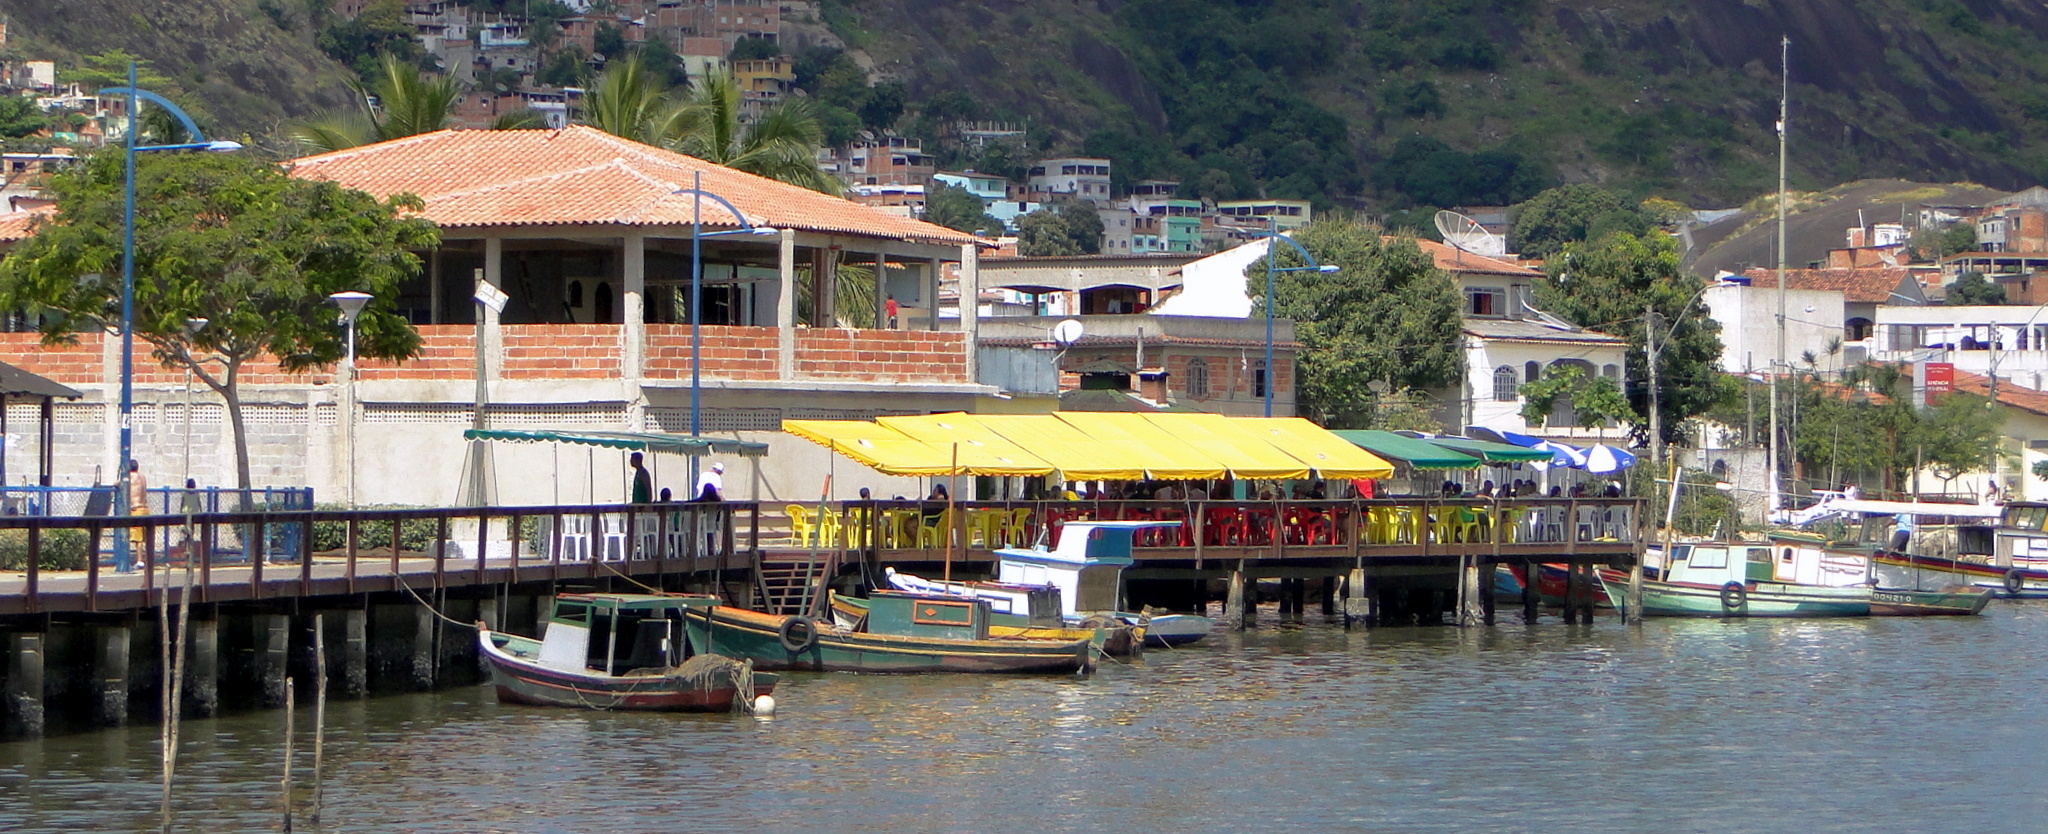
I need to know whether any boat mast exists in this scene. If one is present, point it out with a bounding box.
[1769,35,1789,514]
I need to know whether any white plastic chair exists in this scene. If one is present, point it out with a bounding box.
[556,515,593,563]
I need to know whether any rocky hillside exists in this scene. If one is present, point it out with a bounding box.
[840,0,2048,209]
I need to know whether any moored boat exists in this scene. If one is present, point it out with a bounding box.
[682,591,1095,675]
[830,592,1143,656]
[477,593,777,713]
[990,521,1215,647]
[1597,540,1872,618]
[1868,586,1994,616]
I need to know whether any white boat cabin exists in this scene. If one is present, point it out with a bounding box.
[994,521,1176,619]
[1660,537,1869,588]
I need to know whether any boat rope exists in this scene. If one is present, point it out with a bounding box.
[393,570,477,630]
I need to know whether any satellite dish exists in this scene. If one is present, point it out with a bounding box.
[1434,210,1507,258]
[1052,319,1085,346]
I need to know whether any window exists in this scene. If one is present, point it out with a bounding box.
[1464,287,1506,317]
[1493,366,1518,401]
[1845,317,1874,341]
[1186,358,1211,399]
[1602,364,1620,379]
[1525,361,1540,383]
[1252,360,1268,399]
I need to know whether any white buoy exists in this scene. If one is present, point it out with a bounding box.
[752,694,776,716]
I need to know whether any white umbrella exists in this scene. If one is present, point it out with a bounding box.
[1583,444,1637,474]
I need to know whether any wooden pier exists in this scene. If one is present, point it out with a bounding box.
[0,496,1641,738]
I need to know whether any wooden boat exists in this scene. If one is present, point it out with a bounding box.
[477,593,777,712]
[1597,541,1871,618]
[1872,550,2048,599]
[829,592,1143,657]
[1869,587,1993,616]
[1791,498,2042,598]
[681,591,1095,675]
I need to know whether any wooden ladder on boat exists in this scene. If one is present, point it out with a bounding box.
[753,551,839,617]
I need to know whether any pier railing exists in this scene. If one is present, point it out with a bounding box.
[771,497,1643,558]
[0,501,761,615]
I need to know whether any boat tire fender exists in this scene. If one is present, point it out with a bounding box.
[2005,569,2026,596]
[1719,581,1746,612]
[778,616,819,653]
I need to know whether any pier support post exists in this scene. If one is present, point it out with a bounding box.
[186,618,219,717]
[1521,560,1540,623]
[341,609,366,699]
[258,614,290,709]
[1342,568,1371,629]
[1319,576,1337,617]
[1480,561,1496,626]
[1225,567,1249,631]
[93,625,130,727]
[477,594,503,678]
[1459,556,1484,627]
[5,632,45,737]
[410,606,437,690]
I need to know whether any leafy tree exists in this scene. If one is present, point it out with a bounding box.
[316,0,424,82]
[578,54,685,146]
[1261,219,1463,427]
[672,73,842,194]
[0,96,49,139]
[1519,365,1635,428]
[1374,136,1547,209]
[1945,271,2006,305]
[593,23,629,63]
[61,51,177,94]
[859,81,906,131]
[293,56,543,153]
[1016,203,1102,256]
[924,183,1004,237]
[1511,184,1653,259]
[1909,223,1976,261]
[637,39,693,89]
[1794,363,2002,493]
[729,37,782,61]
[0,151,439,492]
[1533,231,1727,447]
[535,47,589,88]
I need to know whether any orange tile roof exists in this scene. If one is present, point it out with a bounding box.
[0,206,53,244]
[1739,266,1914,304]
[1952,369,2048,417]
[288,126,981,247]
[1411,237,1541,278]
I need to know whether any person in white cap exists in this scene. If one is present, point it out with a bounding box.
[694,461,725,502]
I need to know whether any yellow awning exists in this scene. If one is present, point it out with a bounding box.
[1051,412,1230,479]
[1231,417,1396,480]
[873,414,1056,476]
[781,419,969,476]
[978,414,1152,481]
[1139,413,1311,480]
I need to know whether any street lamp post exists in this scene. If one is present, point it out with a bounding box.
[1258,215,1339,418]
[103,64,243,573]
[671,172,776,484]
[330,291,371,507]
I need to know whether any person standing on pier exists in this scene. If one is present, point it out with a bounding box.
[629,452,653,504]
[122,460,148,573]
[694,461,725,502]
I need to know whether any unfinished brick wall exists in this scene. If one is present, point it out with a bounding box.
[502,324,620,379]
[796,328,967,383]
[0,331,102,385]
[646,324,779,381]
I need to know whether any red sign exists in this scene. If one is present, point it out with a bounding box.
[1925,362,1954,394]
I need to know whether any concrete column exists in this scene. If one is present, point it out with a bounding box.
[93,625,130,727]
[960,243,980,381]
[1224,567,1248,631]
[428,248,443,325]
[776,229,796,379]
[258,614,289,709]
[6,632,45,737]
[924,258,941,332]
[1343,568,1371,629]
[1460,556,1485,627]
[621,232,646,380]
[186,618,219,717]
[438,597,476,684]
[341,609,367,698]
[411,606,437,690]
[477,594,503,678]
[874,250,889,328]
[482,236,505,382]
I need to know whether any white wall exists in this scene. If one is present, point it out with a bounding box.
[1703,285,1846,375]
[1464,336,1629,441]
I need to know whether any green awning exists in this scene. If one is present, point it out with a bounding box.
[462,429,768,457]
[1330,430,1483,471]
[1419,436,1555,463]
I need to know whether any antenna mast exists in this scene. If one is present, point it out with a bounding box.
[1769,35,1789,513]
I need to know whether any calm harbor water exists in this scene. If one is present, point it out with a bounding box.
[4,604,2046,833]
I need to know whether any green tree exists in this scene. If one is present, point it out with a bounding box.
[1511,184,1653,259]
[0,96,49,139]
[593,23,629,62]
[924,183,1004,237]
[293,56,545,153]
[1016,203,1102,256]
[578,54,685,146]
[1533,231,1727,447]
[0,151,439,491]
[1945,271,2007,305]
[316,0,424,82]
[60,51,178,93]
[535,47,589,88]
[1794,363,2002,493]
[1261,219,1464,427]
[637,39,693,89]
[672,73,841,194]
[1519,365,1635,428]
[729,36,782,61]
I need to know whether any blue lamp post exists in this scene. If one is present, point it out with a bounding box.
[670,171,777,481]
[102,64,242,573]
[1259,215,1338,417]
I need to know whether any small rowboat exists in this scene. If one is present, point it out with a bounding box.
[682,592,1095,675]
[478,593,776,713]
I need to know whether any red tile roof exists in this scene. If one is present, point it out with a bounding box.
[1739,266,1915,304]
[288,126,981,247]
[1412,238,1541,278]
[1952,369,2048,417]
[0,206,53,244]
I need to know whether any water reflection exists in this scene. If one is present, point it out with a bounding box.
[3,608,2047,831]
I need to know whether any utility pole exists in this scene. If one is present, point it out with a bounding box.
[1647,305,1662,468]
[1769,35,1790,513]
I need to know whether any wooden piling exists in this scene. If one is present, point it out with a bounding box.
[280,676,294,833]
[1521,559,1540,624]
[260,614,290,709]
[1224,566,1248,631]
[1562,562,1580,625]
[1480,561,1496,626]
[4,632,44,737]
[313,614,327,826]
[94,624,130,727]
[341,609,367,699]
[187,618,219,717]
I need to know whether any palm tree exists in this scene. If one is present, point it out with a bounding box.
[578,54,685,147]
[291,56,545,153]
[674,73,841,195]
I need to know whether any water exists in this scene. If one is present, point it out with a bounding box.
[4,604,2046,833]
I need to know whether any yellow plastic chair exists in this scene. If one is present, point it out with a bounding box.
[1492,506,1525,544]
[968,509,1008,548]
[1449,507,1485,543]
[918,509,955,548]
[785,504,815,548]
[1007,507,1034,546]
[817,509,844,549]
[1365,507,1396,544]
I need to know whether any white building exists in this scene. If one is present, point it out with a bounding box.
[1026,158,1112,204]
[1703,284,1848,375]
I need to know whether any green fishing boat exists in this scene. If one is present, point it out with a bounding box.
[680,591,1095,674]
